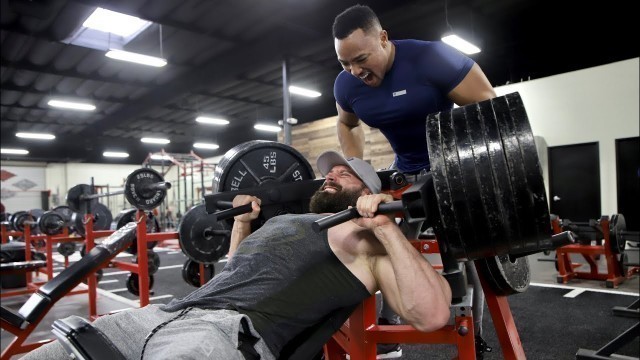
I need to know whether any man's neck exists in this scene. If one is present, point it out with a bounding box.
[385,40,396,73]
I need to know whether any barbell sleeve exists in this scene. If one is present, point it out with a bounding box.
[147,181,171,191]
[80,181,170,200]
[213,203,254,222]
[312,201,403,233]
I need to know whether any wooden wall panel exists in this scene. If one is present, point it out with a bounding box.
[279,116,396,178]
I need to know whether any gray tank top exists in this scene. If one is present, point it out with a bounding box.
[162,213,371,357]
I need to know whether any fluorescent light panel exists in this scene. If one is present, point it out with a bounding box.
[83,8,151,38]
[103,151,129,158]
[48,99,96,111]
[16,132,56,140]
[1,148,29,155]
[195,116,229,125]
[141,137,170,144]
[106,50,167,67]
[289,85,321,98]
[193,143,219,150]
[254,124,281,132]
[441,34,481,55]
[150,154,172,160]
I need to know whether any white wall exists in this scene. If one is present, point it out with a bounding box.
[1,163,47,212]
[493,58,639,215]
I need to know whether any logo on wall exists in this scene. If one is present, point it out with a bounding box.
[0,170,16,182]
[12,179,37,191]
[1,188,16,200]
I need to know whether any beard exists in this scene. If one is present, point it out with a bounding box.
[309,182,365,214]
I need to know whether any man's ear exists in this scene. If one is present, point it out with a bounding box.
[380,30,388,46]
[361,187,373,195]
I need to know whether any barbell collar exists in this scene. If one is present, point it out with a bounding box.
[312,201,403,233]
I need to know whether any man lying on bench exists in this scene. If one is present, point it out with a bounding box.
[22,151,452,360]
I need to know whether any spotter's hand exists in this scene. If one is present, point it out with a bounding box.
[232,195,261,223]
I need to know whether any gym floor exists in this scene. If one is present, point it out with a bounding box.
[2,243,638,359]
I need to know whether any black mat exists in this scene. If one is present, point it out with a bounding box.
[402,286,639,359]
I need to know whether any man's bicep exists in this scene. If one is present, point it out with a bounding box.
[336,103,365,158]
[448,63,496,106]
[336,102,360,127]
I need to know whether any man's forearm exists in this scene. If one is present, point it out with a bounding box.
[375,224,452,331]
[337,121,365,158]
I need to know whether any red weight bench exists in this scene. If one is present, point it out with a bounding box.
[0,222,137,360]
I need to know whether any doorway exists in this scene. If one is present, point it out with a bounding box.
[548,142,601,222]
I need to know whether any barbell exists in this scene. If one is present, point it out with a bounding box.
[190,92,574,295]
[66,168,171,213]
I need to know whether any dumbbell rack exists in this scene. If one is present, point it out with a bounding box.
[82,210,178,320]
[323,239,526,360]
[1,222,20,244]
[0,225,89,301]
[553,217,627,288]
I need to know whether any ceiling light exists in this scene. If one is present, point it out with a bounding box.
[141,137,170,144]
[193,143,220,150]
[106,50,167,67]
[150,154,172,160]
[289,85,321,98]
[441,34,481,55]
[16,132,56,140]
[195,116,230,125]
[83,8,151,38]
[1,148,29,155]
[48,99,96,111]
[254,124,281,132]
[103,151,129,158]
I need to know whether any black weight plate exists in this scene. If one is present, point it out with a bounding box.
[124,168,167,210]
[53,205,74,224]
[38,211,65,235]
[476,255,531,295]
[73,203,113,237]
[426,112,463,257]
[182,259,215,287]
[504,93,552,244]
[113,208,160,254]
[609,214,626,254]
[212,140,315,193]
[492,96,538,253]
[126,273,155,296]
[478,100,524,254]
[439,110,477,260]
[11,211,32,232]
[28,209,44,234]
[179,204,231,265]
[134,250,161,275]
[479,99,524,252]
[56,242,76,256]
[451,106,494,259]
[66,184,99,213]
[465,104,511,257]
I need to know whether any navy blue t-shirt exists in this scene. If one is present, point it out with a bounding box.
[334,40,474,173]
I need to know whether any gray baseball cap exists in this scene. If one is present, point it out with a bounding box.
[316,151,381,194]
